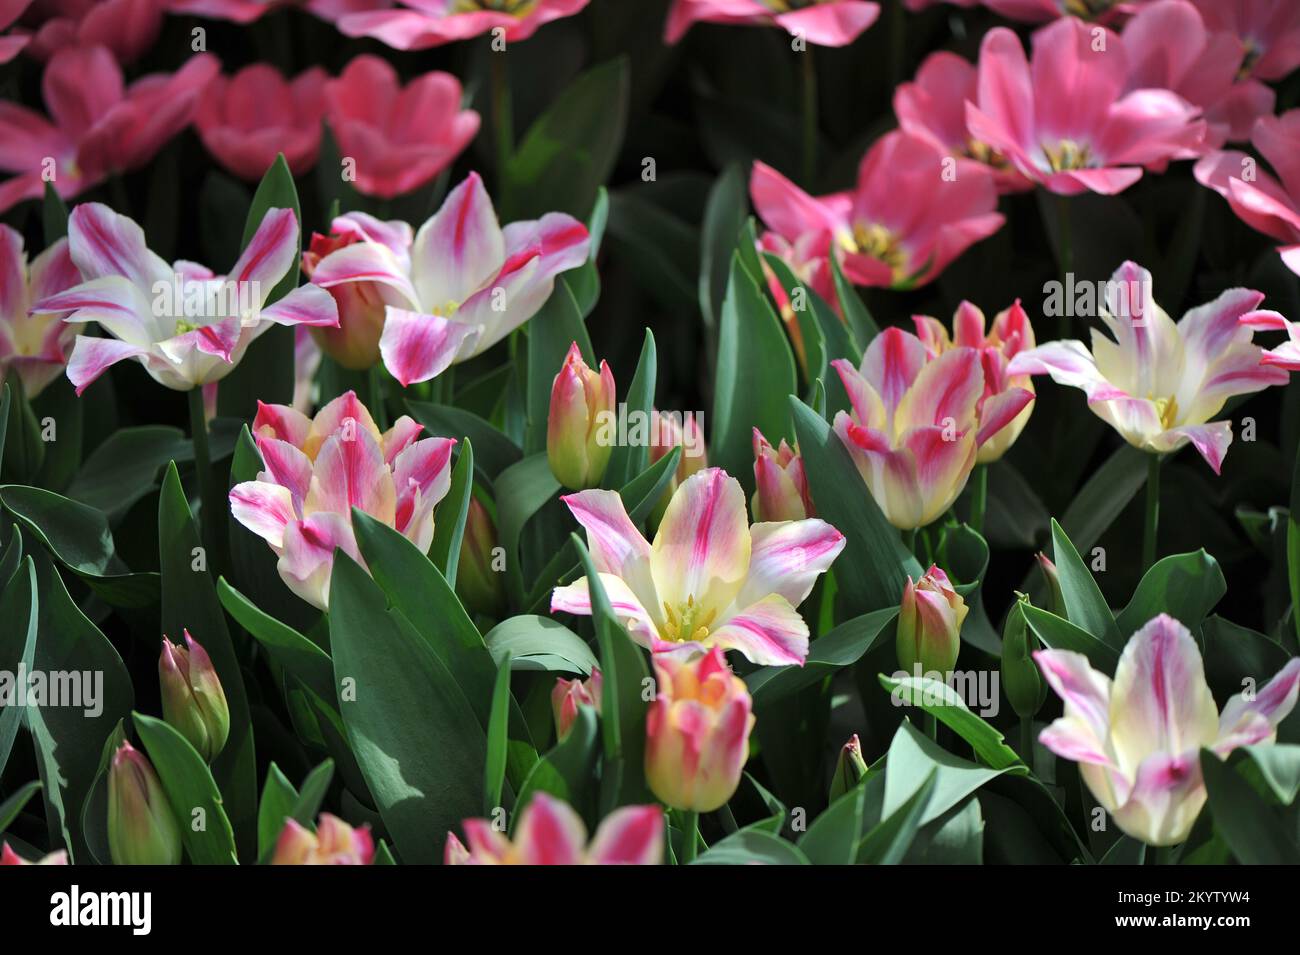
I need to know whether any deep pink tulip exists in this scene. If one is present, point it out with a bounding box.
[750,132,1004,290]
[166,0,361,24]
[966,17,1205,196]
[0,0,32,63]
[0,46,218,213]
[1196,110,1300,279]
[18,0,164,63]
[1190,0,1300,83]
[665,0,880,47]
[195,63,328,181]
[323,55,479,199]
[335,0,591,51]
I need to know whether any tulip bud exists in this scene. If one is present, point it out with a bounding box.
[1001,598,1046,719]
[649,410,708,524]
[108,741,182,866]
[1035,552,1064,616]
[0,843,68,865]
[751,427,813,521]
[828,733,868,802]
[302,230,386,369]
[896,565,967,676]
[645,648,754,813]
[272,813,374,865]
[551,667,602,739]
[456,498,506,618]
[547,342,615,490]
[159,631,230,763]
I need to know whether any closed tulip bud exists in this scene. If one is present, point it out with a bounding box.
[551,667,602,739]
[547,342,615,490]
[897,565,967,676]
[828,733,868,801]
[271,813,374,865]
[1035,552,1064,616]
[108,742,182,866]
[648,410,708,524]
[159,631,230,763]
[456,498,506,618]
[1000,598,1045,719]
[645,648,754,813]
[751,428,813,521]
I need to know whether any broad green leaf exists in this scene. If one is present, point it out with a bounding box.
[882,721,1011,827]
[692,828,809,865]
[1098,836,1146,864]
[602,328,656,488]
[1200,749,1300,864]
[1115,549,1226,637]
[830,253,877,346]
[66,426,190,520]
[513,704,600,826]
[0,558,37,778]
[878,674,1024,772]
[77,720,127,864]
[857,770,936,864]
[406,401,522,480]
[746,607,897,704]
[1049,519,1122,648]
[797,784,866,865]
[484,614,598,675]
[497,452,561,603]
[1023,603,1120,673]
[0,781,41,835]
[699,164,747,332]
[256,764,299,860]
[216,578,335,706]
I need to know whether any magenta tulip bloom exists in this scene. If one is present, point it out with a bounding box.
[167,0,357,24]
[17,0,164,64]
[0,225,80,398]
[309,172,589,386]
[1036,614,1300,846]
[665,0,880,47]
[552,468,844,666]
[1008,262,1288,473]
[750,133,1003,291]
[1195,110,1300,279]
[196,63,328,181]
[445,793,663,866]
[272,813,374,865]
[551,667,601,739]
[335,0,590,51]
[966,17,1205,196]
[323,55,479,200]
[1190,0,1300,83]
[0,0,32,63]
[230,391,456,610]
[37,203,338,394]
[0,46,218,213]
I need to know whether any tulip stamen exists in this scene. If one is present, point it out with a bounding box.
[662,595,717,643]
[849,222,908,281]
[1042,139,1095,173]
[452,0,539,15]
[1063,0,1118,18]
[1153,395,1180,430]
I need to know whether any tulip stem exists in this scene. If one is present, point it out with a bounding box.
[1055,194,1073,339]
[800,48,818,186]
[1143,454,1161,569]
[187,387,220,575]
[903,527,917,558]
[490,49,514,188]
[969,465,987,535]
[680,811,699,865]
[1019,715,1033,765]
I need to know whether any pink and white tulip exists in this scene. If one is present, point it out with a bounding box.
[336,0,591,51]
[323,55,479,200]
[832,328,1032,529]
[896,565,967,676]
[664,0,880,47]
[913,299,1037,463]
[0,225,80,398]
[1195,110,1300,279]
[272,813,374,865]
[645,647,755,813]
[1036,613,1300,846]
[547,341,615,491]
[751,427,812,522]
[445,792,662,865]
[552,467,844,666]
[965,17,1205,196]
[37,203,338,394]
[195,63,328,181]
[0,843,68,864]
[309,172,589,386]
[551,666,602,739]
[230,391,456,610]
[1007,262,1288,474]
[0,46,218,213]
[750,133,1004,290]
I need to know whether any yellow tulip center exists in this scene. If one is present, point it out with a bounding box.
[453,0,538,14]
[1043,139,1094,172]
[966,139,1011,170]
[1063,0,1118,17]
[849,222,908,281]
[1238,40,1262,80]
[1153,396,1179,430]
[662,595,717,644]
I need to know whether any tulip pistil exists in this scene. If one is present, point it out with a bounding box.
[849,222,908,280]
[662,595,717,644]
[1043,139,1095,172]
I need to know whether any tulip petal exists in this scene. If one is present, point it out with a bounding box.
[1034,649,1113,760]
[560,489,654,582]
[861,326,928,413]
[411,171,504,308]
[708,593,809,667]
[514,793,587,866]
[552,574,661,649]
[650,468,751,620]
[1215,657,1300,754]
[309,240,420,310]
[737,520,845,610]
[378,307,479,387]
[976,386,1034,447]
[587,805,663,865]
[229,480,295,549]
[65,334,149,395]
[229,207,298,294]
[279,511,360,611]
[67,202,169,287]
[260,283,340,328]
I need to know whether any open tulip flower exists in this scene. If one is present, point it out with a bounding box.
[1190,0,1300,84]
[0,224,80,398]
[0,46,218,213]
[832,327,1033,529]
[1035,613,1300,846]
[966,17,1205,196]
[552,467,844,666]
[308,171,589,386]
[335,0,591,51]
[1007,262,1288,473]
[445,793,662,865]
[664,0,881,47]
[36,203,338,394]
[913,299,1037,464]
[0,0,31,63]
[230,390,456,610]
[1195,110,1300,278]
[16,0,165,64]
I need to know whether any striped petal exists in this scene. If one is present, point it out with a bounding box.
[736,519,845,609]
[306,427,397,524]
[861,327,927,413]
[551,573,660,649]
[894,346,983,432]
[1034,649,1115,767]
[708,593,810,667]
[229,480,295,549]
[1215,657,1300,754]
[35,275,155,345]
[260,283,340,328]
[514,794,586,866]
[560,488,653,584]
[650,468,751,620]
[1154,421,1233,474]
[586,805,663,865]
[309,239,420,311]
[66,202,169,287]
[378,307,479,387]
[411,171,504,309]
[280,511,360,611]
[65,334,148,395]
[229,207,298,293]
[254,437,313,511]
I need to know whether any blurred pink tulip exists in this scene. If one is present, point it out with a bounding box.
[336,0,590,51]
[230,390,455,610]
[19,0,164,63]
[323,55,479,200]
[272,813,373,865]
[309,172,589,386]
[195,63,328,180]
[1190,0,1300,83]
[1195,110,1300,279]
[966,17,1205,196]
[750,133,1004,291]
[166,0,362,24]
[0,224,80,398]
[0,843,68,864]
[0,0,32,63]
[665,0,880,47]
[1036,613,1300,845]
[552,467,844,666]
[751,427,812,522]
[445,792,662,865]
[551,666,602,739]
[0,46,218,213]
